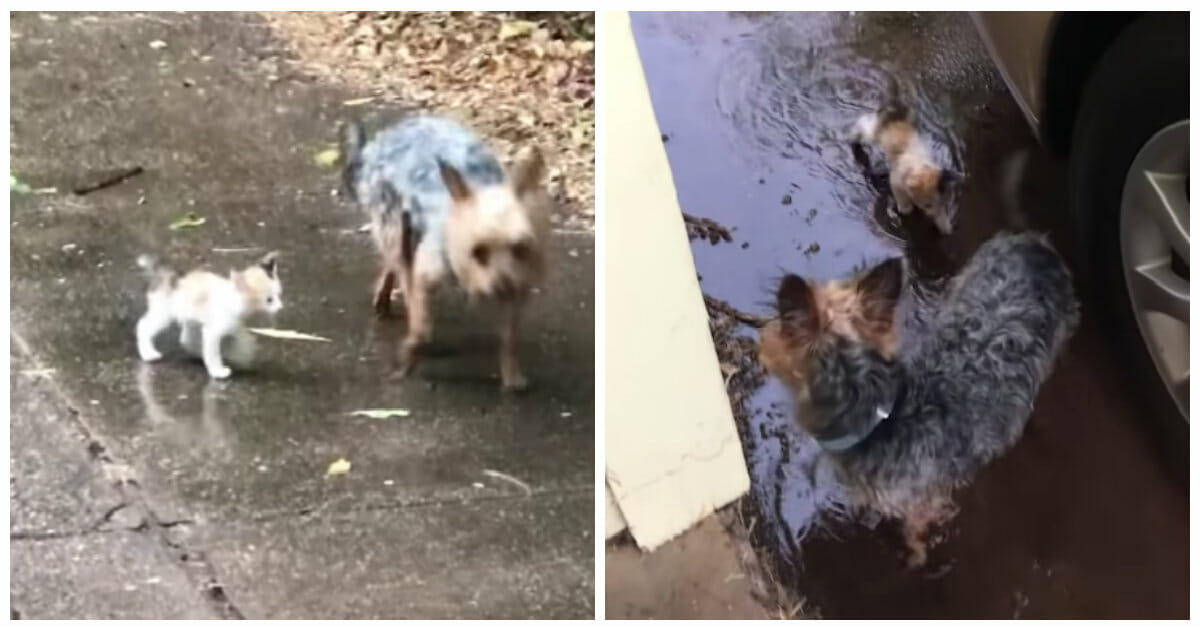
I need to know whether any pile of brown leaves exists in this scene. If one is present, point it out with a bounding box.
[264,11,595,229]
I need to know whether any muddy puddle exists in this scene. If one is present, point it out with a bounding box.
[632,11,1188,619]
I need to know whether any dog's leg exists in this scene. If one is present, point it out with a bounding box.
[396,250,439,377]
[901,495,958,568]
[497,298,528,392]
[372,266,396,317]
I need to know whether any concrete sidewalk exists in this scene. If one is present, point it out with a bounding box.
[10,12,593,619]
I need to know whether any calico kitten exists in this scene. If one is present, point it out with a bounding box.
[850,81,962,234]
[135,251,282,379]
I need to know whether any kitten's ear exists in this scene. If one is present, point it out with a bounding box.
[511,146,545,198]
[856,257,903,322]
[259,251,279,277]
[937,169,964,194]
[437,159,472,203]
[379,180,402,210]
[776,274,819,336]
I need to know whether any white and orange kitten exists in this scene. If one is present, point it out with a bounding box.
[135,251,282,379]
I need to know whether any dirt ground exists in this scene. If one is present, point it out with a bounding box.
[606,508,806,620]
[262,11,594,230]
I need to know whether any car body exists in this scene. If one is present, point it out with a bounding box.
[970,12,1190,425]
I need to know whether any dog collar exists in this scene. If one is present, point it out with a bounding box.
[814,382,904,453]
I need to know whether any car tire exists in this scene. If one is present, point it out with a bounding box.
[1067,14,1189,438]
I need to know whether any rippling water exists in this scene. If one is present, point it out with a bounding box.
[631,9,1002,564]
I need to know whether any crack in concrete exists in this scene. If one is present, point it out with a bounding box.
[11,332,245,620]
[256,484,594,525]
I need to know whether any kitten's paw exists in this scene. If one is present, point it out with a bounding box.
[139,348,164,362]
[208,365,232,380]
[500,373,530,393]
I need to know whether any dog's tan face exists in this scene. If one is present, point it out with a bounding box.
[441,148,550,301]
[758,258,903,396]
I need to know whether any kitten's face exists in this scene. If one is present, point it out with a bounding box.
[441,148,550,301]
[758,258,903,396]
[235,251,283,315]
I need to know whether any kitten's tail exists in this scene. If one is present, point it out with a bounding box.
[338,119,367,203]
[136,254,176,290]
[877,74,914,127]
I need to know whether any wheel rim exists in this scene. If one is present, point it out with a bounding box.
[1119,120,1190,422]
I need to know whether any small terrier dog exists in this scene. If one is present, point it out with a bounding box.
[135,251,282,379]
[340,115,551,391]
[850,80,962,234]
[759,232,1079,566]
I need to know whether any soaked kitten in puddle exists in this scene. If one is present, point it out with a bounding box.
[340,115,552,392]
[850,80,962,234]
[135,251,282,379]
[759,233,1078,567]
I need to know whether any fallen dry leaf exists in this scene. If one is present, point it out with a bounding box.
[325,458,351,477]
[498,19,537,40]
[247,328,332,342]
[314,147,340,168]
[348,408,412,420]
[168,212,206,230]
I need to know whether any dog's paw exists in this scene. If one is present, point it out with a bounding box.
[372,294,392,318]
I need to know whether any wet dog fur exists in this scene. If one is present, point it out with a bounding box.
[850,80,962,234]
[340,116,551,391]
[759,232,1079,566]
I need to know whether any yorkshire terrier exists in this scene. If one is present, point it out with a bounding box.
[849,79,962,234]
[135,251,282,379]
[340,115,552,392]
[759,232,1079,566]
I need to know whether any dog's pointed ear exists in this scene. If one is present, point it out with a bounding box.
[776,274,819,336]
[511,146,545,198]
[937,168,964,194]
[437,159,472,203]
[259,251,279,277]
[856,257,903,322]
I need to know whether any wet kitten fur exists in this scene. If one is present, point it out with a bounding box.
[760,233,1079,566]
[850,80,962,234]
[135,251,282,379]
[340,116,551,391]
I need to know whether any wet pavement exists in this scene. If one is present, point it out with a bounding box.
[10,12,593,619]
[632,11,1188,619]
